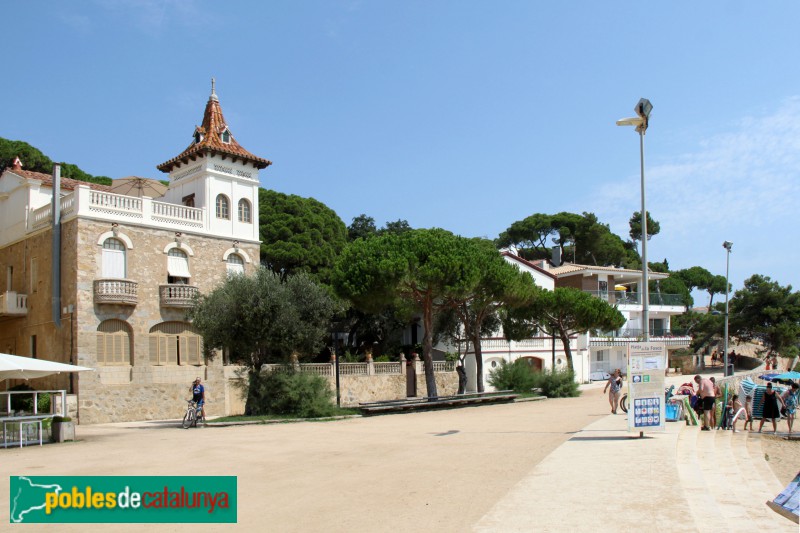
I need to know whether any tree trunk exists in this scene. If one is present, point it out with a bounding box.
[472,332,485,393]
[558,329,574,373]
[422,304,439,399]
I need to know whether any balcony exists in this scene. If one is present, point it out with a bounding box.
[159,284,199,308]
[590,328,692,347]
[583,290,686,307]
[0,291,28,316]
[94,279,138,306]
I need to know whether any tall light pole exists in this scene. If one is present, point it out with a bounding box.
[723,241,733,376]
[617,98,653,341]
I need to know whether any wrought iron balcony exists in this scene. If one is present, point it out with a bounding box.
[94,279,138,306]
[0,291,28,316]
[159,284,199,308]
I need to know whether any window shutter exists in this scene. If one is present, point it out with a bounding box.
[97,334,105,364]
[149,335,159,365]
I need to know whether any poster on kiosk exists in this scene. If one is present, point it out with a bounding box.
[627,342,667,434]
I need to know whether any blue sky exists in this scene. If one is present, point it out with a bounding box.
[3,1,800,300]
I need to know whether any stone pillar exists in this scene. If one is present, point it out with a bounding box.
[399,353,406,375]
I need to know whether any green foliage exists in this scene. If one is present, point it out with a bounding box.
[505,287,625,372]
[189,268,342,368]
[333,228,484,397]
[532,368,581,398]
[628,210,661,244]
[488,362,580,397]
[729,274,800,355]
[497,211,631,266]
[0,137,112,185]
[8,384,51,413]
[487,359,538,393]
[258,188,347,283]
[245,367,336,418]
[654,277,693,308]
[348,214,377,241]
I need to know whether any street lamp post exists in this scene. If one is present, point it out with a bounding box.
[723,241,733,376]
[331,332,342,407]
[617,98,653,341]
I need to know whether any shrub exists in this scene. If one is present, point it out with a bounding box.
[531,368,581,398]
[246,366,336,418]
[487,359,538,393]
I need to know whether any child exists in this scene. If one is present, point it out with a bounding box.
[743,395,754,431]
[730,394,745,433]
[723,397,734,429]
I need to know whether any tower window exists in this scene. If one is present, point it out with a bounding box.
[238,199,251,223]
[216,194,230,219]
[194,131,204,144]
[221,129,231,144]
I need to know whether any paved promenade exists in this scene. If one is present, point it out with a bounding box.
[1,373,795,532]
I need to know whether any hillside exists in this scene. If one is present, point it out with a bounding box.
[0,136,112,186]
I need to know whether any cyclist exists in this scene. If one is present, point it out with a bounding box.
[191,377,205,421]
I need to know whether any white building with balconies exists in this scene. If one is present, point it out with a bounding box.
[0,82,268,423]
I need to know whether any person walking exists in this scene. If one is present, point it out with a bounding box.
[781,382,799,436]
[604,369,623,414]
[758,383,784,433]
[694,375,715,431]
[743,395,754,431]
[710,377,721,428]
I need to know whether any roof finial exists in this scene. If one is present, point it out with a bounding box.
[210,77,218,101]
[12,156,22,170]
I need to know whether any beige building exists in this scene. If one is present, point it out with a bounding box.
[0,84,267,423]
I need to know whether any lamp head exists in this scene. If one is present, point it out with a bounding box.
[635,98,653,119]
[723,241,733,251]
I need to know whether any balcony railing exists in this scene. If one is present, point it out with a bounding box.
[583,290,686,307]
[0,291,28,316]
[94,279,138,306]
[593,328,690,339]
[159,284,199,308]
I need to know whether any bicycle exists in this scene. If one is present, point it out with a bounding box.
[182,400,205,428]
[620,385,674,414]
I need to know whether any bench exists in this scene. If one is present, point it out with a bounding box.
[359,391,517,416]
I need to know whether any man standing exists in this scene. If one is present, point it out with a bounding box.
[694,374,715,431]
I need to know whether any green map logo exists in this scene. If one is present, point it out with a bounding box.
[9,476,237,523]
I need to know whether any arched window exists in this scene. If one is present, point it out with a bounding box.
[167,248,190,284]
[221,129,231,144]
[238,199,251,223]
[226,254,245,275]
[216,194,230,219]
[149,322,204,366]
[102,238,126,278]
[96,319,132,365]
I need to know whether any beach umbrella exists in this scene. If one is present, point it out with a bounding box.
[110,176,168,198]
[766,371,800,383]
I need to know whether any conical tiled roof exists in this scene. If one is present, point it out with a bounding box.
[157,83,271,173]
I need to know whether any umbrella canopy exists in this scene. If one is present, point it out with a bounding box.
[765,371,800,383]
[110,176,168,198]
[0,353,93,381]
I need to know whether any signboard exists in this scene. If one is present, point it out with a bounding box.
[627,342,666,433]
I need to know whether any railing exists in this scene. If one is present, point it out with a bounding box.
[583,290,686,307]
[432,361,456,372]
[373,362,402,374]
[159,285,199,308]
[593,328,690,339]
[339,363,369,375]
[0,291,28,316]
[299,364,333,376]
[94,279,138,306]
[26,186,210,235]
[152,201,204,227]
[89,190,143,213]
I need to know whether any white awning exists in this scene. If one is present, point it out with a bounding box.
[167,255,191,278]
[0,353,93,381]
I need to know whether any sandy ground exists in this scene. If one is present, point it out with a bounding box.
[761,434,800,486]
[1,390,609,532]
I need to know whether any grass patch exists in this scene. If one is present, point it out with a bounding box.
[211,407,360,424]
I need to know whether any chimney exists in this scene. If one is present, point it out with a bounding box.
[551,247,562,267]
[12,156,22,170]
